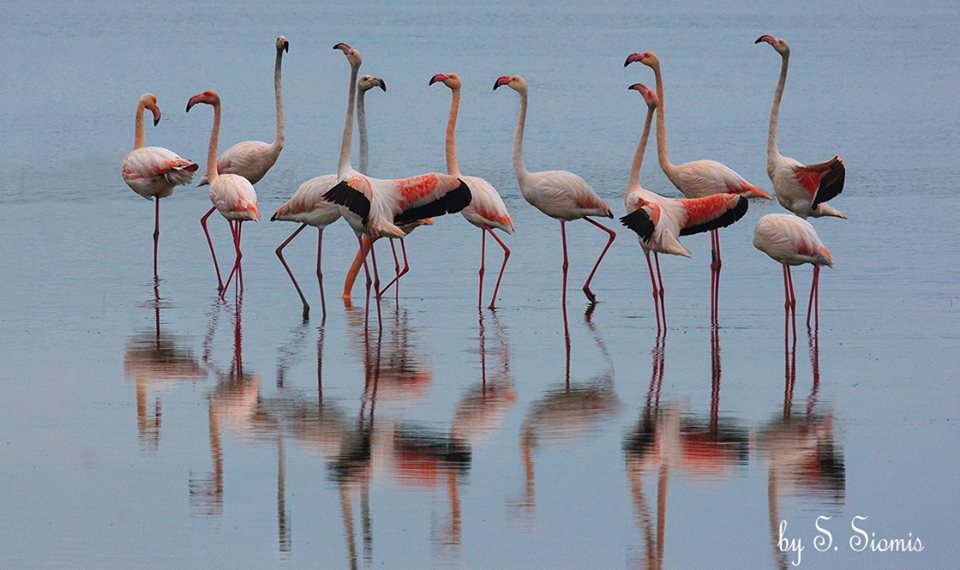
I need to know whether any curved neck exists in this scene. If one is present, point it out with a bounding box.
[338,63,360,177]
[628,105,655,190]
[513,89,528,180]
[445,88,461,176]
[357,89,369,174]
[207,102,222,182]
[651,64,674,176]
[273,48,285,152]
[767,52,789,161]
[134,99,146,149]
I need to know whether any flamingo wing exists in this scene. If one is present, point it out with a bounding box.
[392,173,472,226]
[803,156,846,208]
[620,207,656,244]
[678,195,748,236]
[322,175,374,224]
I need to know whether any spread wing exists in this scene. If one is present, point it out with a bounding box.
[620,207,655,244]
[679,195,748,236]
[392,173,472,226]
[322,175,373,224]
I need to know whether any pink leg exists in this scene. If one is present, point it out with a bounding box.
[377,238,409,298]
[785,264,797,339]
[643,249,661,333]
[806,265,820,331]
[710,234,718,324]
[370,241,382,298]
[153,197,160,279]
[275,223,309,315]
[478,227,486,309]
[782,264,791,342]
[316,229,326,318]
[655,251,667,331]
[390,239,401,298]
[560,221,569,307]
[221,221,242,299]
[486,227,511,310]
[581,217,617,303]
[237,221,244,293]
[201,206,224,292]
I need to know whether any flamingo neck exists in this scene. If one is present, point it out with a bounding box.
[207,102,222,182]
[273,47,285,154]
[134,99,146,149]
[513,89,528,180]
[628,105,655,191]
[358,88,369,174]
[652,64,674,177]
[338,62,360,177]
[445,88,461,177]
[767,51,789,167]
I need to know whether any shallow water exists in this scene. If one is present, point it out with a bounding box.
[2,1,958,568]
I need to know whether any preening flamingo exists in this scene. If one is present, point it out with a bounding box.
[619,83,749,332]
[493,74,615,305]
[121,93,198,279]
[431,72,515,309]
[625,51,771,321]
[321,43,473,305]
[752,214,834,337]
[187,90,261,299]
[756,34,847,219]
[199,36,287,292]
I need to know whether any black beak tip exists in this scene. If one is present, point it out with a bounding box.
[754,37,763,44]
[185,103,192,113]
[623,57,632,67]
[492,81,500,91]
[153,118,160,126]
[284,44,289,53]
[378,81,386,92]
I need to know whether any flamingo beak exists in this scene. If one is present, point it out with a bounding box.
[283,41,289,53]
[755,34,777,45]
[333,42,353,55]
[627,83,644,92]
[376,78,386,92]
[493,76,511,90]
[185,94,201,113]
[624,52,645,67]
[150,106,161,126]
[429,73,449,86]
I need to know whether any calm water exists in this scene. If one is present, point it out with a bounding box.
[2,1,958,568]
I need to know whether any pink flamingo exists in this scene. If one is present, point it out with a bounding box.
[756,34,846,219]
[431,73,515,309]
[752,214,834,337]
[121,93,198,279]
[620,83,749,332]
[198,36,287,292]
[625,51,771,321]
[493,75,615,305]
[321,43,473,307]
[187,90,261,299]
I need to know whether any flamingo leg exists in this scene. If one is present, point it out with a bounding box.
[782,264,790,341]
[221,221,242,299]
[581,217,616,304]
[377,238,409,299]
[806,265,821,331]
[237,221,244,293]
[785,264,796,339]
[486,227,511,310]
[478,227,486,309]
[316,229,326,318]
[153,197,160,280]
[560,221,569,307]
[275,223,310,315]
[655,252,667,332]
[201,206,224,293]
[390,239,401,297]
[370,241,382,298]
[644,249,661,333]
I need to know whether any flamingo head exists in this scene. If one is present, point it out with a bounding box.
[276,35,289,53]
[185,90,220,112]
[429,73,461,90]
[493,75,526,93]
[359,74,386,92]
[334,42,362,67]
[139,93,161,126]
[628,83,658,108]
[755,34,789,56]
[624,51,659,69]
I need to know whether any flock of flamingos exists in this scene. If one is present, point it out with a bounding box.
[121,34,846,337]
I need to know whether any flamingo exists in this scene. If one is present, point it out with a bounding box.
[625,51,771,321]
[431,73,515,309]
[752,214,834,337]
[121,93,198,279]
[756,34,847,219]
[619,83,749,332]
[199,36,288,292]
[321,43,473,307]
[493,75,615,305]
[186,90,261,300]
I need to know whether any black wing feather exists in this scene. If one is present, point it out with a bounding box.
[393,179,472,226]
[619,208,655,244]
[811,158,845,208]
[679,197,748,237]
[322,180,370,225]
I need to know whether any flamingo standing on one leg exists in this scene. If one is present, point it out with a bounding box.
[756,34,847,220]
[431,73,515,309]
[321,43,473,319]
[198,36,288,292]
[620,83,750,332]
[187,90,261,300]
[493,75,615,306]
[122,93,198,279]
[625,51,771,323]
[752,214,834,338]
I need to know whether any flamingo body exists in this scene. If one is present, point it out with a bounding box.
[753,214,833,267]
[461,175,515,234]
[198,140,279,186]
[518,170,612,221]
[272,174,342,227]
[664,159,768,200]
[122,146,198,199]
[210,173,260,222]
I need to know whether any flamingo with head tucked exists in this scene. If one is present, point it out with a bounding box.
[493,74,615,306]
[431,72,515,309]
[625,51,771,321]
[187,90,261,300]
[619,83,749,332]
[198,36,288,292]
[752,213,834,337]
[321,43,473,307]
[121,93,198,279]
[756,34,846,219]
